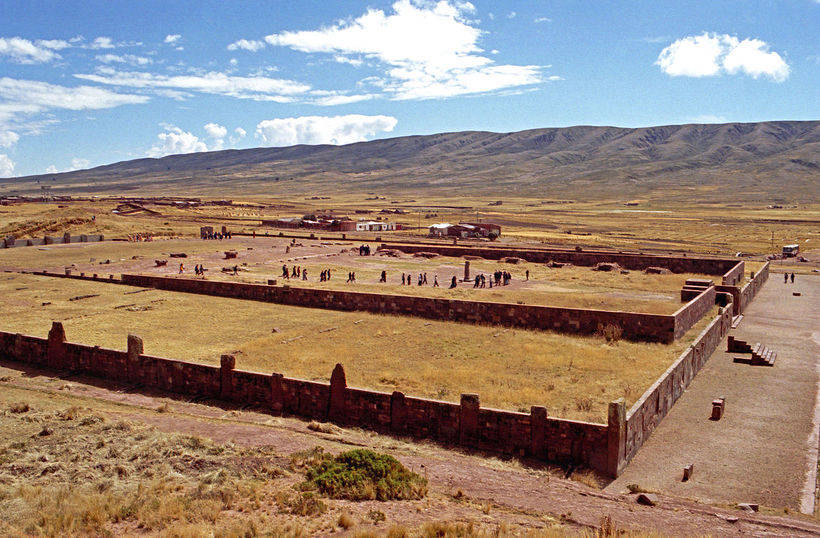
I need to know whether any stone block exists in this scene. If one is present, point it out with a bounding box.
[710,398,725,420]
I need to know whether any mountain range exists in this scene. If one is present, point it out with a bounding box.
[3,120,818,202]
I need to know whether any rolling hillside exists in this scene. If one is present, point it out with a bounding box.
[3,120,818,202]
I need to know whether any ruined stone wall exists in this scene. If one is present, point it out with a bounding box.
[617,305,733,474]
[715,261,770,316]
[2,234,104,249]
[0,325,609,473]
[672,286,716,340]
[721,261,745,286]
[120,274,679,343]
[380,243,739,276]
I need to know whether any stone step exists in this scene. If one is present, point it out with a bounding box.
[752,342,763,356]
[731,315,744,329]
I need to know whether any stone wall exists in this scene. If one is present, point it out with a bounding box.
[120,273,681,343]
[0,324,608,473]
[721,261,745,286]
[672,286,716,340]
[381,242,740,277]
[613,304,733,475]
[2,233,104,248]
[715,261,770,316]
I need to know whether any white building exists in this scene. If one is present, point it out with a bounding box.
[356,220,395,232]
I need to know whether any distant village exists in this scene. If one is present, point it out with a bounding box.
[261,214,501,238]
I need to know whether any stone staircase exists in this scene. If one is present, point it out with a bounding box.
[728,336,777,367]
[681,278,714,302]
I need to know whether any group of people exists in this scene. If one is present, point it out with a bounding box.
[399,272,440,287]
[202,230,231,240]
[472,270,513,288]
[281,264,309,280]
[784,272,796,283]
[194,264,207,275]
[358,244,372,256]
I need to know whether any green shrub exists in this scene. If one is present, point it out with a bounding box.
[302,448,427,501]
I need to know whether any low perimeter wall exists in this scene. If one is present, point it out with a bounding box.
[380,242,742,280]
[3,233,104,248]
[0,324,610,474]
[715,261,770,316]
[119,273,698,343]
[615,305,733,473]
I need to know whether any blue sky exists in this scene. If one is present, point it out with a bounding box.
[0,0,817,177]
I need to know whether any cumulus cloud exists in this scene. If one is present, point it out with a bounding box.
[260,0,547,100]
[164,34,181,44]
[203,122,228,149]
[148,123,247,157]
[74,68,311,101]
[96,53,152,66]
[230,127,246,144]
[657,33,790,82]
[0,154,14,177]
[44,158,91,173]
[147,126,208,157]
[227,39,265,52]
[90,36,115,49]
[0,130,19,148]
[255,114,397,146]
[0,37,69,63]
[0,153,14,177]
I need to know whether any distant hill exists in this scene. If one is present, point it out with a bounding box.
[3,120,818,202]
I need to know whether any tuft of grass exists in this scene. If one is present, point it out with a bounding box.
[337,511,355,529]
[307,421,336,434]
[9,402,30,413]
[301,447,427,501]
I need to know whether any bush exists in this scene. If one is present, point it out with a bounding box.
[596,323,623,344]
[302,448,427,501]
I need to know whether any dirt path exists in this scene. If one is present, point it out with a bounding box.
[607,275,820,513]
[2,362,820,536]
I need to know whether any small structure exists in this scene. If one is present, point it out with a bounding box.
[356,220,395,232]
[782,244,799,257]
[711,398,725,420]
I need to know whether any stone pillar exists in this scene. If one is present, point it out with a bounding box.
[390,391,407,434]
[127,334,143,384]
[47,321,67,369]
[270,372,284,413]
[530,406,547,458]
[63,232,71,244]
[220,354,235,401]
[459,394,480,447]
[606,398,626,478]
[221,225,228,235]
[463,260,470,281]
[328,363,347,422]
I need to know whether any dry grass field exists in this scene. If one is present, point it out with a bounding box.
[0,273,715,422]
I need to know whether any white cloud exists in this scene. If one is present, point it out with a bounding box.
[255,114,397,146]
[0,37,68,63]
[164,34,181,44]
[227,39,265,52]
[74,68,311,101]
[96,53,152,66]
[204,122,228,139]
[0,130,19,148]
[0,77,149,112]
[204,122,228,149]
[262,0,547,100]
[71,157,90,170]
[534,17,552,23]
[147,126,208,157]
[43,158,92,174]
[0,78,149,135]
[657,33,790,82]
[0,154,14,177]
[90,36,115,49]
[230,127,246,144]
[507,11,516,19]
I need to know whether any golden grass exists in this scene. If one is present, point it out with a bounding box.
[0,273,716,421]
